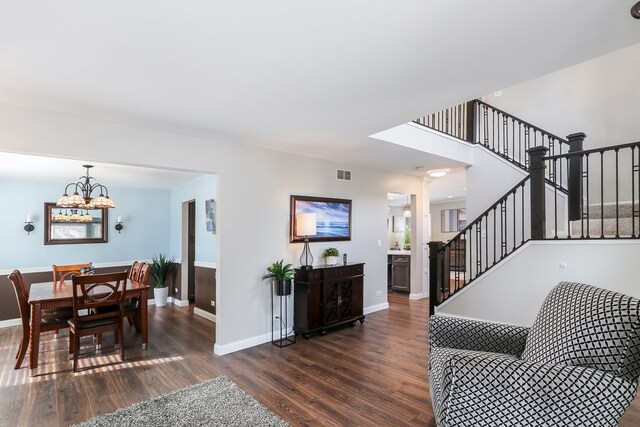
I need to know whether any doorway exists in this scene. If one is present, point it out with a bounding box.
[187,200,196,304]
[387,192,413,299]
[181,200,196,305]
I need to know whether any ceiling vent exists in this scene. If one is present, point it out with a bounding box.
[337,169,351,181]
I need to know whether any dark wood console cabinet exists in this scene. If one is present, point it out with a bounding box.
[294,263,365,339]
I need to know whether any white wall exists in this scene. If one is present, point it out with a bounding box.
[169,174,217,264]
[485,42,640,151]
[0,177,170,271]
[0,102,424,354]
[430,200,466,242]
[436,240,640,326]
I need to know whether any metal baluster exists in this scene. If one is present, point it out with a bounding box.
[483,106,489,148]
[521,182,526,243]
[477,217,482,274]
[633,146,638,237]
[513,191,516,249]
[585,153,590,238]
[616,149,620,238]
[580,153,585,239]
[554,158,558,239]
[601,151,605,238]
[492,207,497,265]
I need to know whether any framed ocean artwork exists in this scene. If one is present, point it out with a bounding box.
[290,195,352,242]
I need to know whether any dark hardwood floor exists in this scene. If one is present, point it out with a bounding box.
[0,294,639,426]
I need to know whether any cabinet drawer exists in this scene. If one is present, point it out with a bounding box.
[295,269,322,282]
[392,256,409,264]
[323,264,364,280]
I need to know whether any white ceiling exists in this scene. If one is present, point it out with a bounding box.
[0,1,639,175]
[0,152,202,189]
[429,169,467,203]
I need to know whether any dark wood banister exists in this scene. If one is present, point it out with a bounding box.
[544,140,640,160]
[475,100,570,146]
[439,175,531,253]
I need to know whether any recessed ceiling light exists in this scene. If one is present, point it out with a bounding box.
[447,195,453,198]
[463,187,467,190]
[428,169,448,178]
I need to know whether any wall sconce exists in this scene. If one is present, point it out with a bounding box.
[24,215,35,235]
[115,216,124,233]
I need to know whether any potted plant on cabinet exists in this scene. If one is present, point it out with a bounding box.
[262,260,294,296]
[322,247,339,265]
[152,253,174,306]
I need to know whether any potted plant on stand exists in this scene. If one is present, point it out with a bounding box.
[262,260,294,296]
[152,253,174,306]
[322,247,339,265]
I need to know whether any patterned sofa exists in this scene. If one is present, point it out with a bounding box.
[428,282,640,427]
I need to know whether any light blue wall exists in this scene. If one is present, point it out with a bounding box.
[169,175,217,264]
[0,178,171,270]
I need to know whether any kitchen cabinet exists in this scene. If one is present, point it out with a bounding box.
[389,254,410,292]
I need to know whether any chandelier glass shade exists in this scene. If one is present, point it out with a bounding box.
[53,209,95,223]
[56,165,115,209]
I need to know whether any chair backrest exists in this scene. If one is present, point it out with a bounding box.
[53,262,93,285]
[8,270,30,325]
[71,272,128,326]
[522,282,640,382]
[138,262,152,284]
[128,261,142,281]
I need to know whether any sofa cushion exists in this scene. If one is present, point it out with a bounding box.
[429,347,518,426]
[521,282,640,382]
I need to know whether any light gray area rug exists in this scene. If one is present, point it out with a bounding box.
[73,376,288,427]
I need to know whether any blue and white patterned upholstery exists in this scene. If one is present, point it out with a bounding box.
[428,282,640,427]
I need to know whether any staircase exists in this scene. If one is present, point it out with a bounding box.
[417,100,640,315]
[571,202,640,238]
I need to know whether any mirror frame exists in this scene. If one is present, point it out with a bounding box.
[44,202,109,245]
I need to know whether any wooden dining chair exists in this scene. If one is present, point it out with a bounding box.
[7,270,72,369]
[69,272,127,373]
[128,261,142,282]
[123,262,152,330]
[52,262,93,285]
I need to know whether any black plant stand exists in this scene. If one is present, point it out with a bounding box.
[271,283,295,347]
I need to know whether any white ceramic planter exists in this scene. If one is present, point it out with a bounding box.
[326,256,338,265]
[154,286,169,307]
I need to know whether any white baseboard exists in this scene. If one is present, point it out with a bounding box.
[409,293,428,300]
[364,302,389,314]
[0,318,21,328]
[214,332,271,356]
[168,297,190,307]
[194,261,217,269]
[194,307,216,322]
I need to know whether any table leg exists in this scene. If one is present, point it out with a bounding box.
[140,290,148,350]
[29,303,41,376]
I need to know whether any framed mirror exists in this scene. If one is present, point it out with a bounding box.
[44,202,108,245]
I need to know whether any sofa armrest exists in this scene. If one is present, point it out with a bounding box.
[444,353,638,427]
[429,315,529,356]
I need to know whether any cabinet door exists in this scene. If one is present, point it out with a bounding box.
[322,281,341,325]
[338,280,354,321]
[392,262,410,291]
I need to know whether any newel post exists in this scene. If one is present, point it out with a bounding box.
[567,132,586,222]
[428,241,445,316]
[465,100,477,143]
[528,146,548,240]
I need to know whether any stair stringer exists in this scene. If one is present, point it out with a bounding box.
[435,240,640,327]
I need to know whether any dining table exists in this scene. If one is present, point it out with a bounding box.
[27,278,150,375]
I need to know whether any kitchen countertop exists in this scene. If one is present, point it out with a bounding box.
[387,250,411,256]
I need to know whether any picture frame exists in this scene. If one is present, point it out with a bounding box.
[205,199,216,234]
[441,209,458,233]
[441,208,467,233]
[290,195,352,242]
[392,215,406,233]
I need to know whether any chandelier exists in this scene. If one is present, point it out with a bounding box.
[52,208,94,223]
[56,165,115,209]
